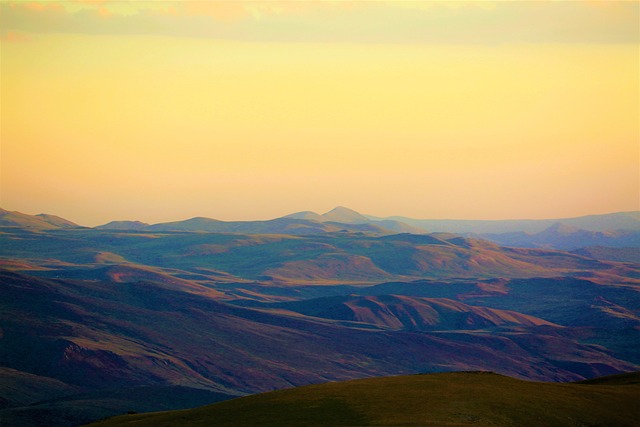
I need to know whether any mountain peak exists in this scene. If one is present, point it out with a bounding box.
[325,206,358,214]
[322,207,369,224]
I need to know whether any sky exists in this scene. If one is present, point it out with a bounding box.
[1,0,638,226]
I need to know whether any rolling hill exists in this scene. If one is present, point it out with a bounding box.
[284,206,442,234]
[571,246,640,263]
[88,371,640,427]
[6,269,629,391]
[93,207,640,245]
[95,221,149,231]
[96,207,425,235]
[4,207,638,237]
[0,226,623,284]
[96,211,396,235]
[2,266,638,425]
[480,223,640,250]
[268,295,558,331]
[0,208,79,230]
[1,208,639,426]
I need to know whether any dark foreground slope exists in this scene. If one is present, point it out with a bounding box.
[90,371,640,427]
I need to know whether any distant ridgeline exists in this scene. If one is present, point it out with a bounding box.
[3,206,638,250]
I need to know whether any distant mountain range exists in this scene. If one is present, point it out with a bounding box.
[369,210,640,233]
[3,205,639,236]
[2,206,638,251]
[480,222,640,250]
[96,206,425,235]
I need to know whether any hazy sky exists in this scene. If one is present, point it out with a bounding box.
[1,1,638,226]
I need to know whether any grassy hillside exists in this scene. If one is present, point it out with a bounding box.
[89,371,640,427]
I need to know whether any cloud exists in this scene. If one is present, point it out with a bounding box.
[0,30,35,43]
[0,0,637,44]
[180,1,260,22]
[23,1,65,13]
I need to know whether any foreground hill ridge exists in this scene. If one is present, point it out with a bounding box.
[89,371,640,427]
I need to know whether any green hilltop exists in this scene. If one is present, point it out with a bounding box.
[90,371,640,427]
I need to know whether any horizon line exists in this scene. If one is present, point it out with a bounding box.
[1,206,638,228]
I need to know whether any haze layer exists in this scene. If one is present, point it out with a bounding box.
[1,1,638,225]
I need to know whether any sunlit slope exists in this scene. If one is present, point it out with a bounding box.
[90,371,640,427]
[0,208,78,230]
[271,295,558,331]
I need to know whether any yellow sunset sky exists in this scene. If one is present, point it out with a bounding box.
[1,1,638,226]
